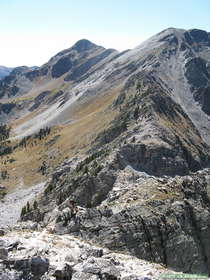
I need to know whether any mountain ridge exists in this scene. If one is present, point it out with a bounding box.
[0,27,210,277]
[0,27,209,141]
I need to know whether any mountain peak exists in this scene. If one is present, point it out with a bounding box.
[157,27,185,36]
[72,39,98,52]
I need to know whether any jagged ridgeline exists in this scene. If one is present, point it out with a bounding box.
[1,28,210,278]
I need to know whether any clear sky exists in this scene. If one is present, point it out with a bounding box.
[1,0,210,67]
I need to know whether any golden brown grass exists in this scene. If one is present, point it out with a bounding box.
[0,87,121,192]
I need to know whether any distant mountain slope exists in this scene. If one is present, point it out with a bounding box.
[0,66,13,79]
[0,29,210,144]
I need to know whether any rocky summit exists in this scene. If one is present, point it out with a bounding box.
[0,27,210,279]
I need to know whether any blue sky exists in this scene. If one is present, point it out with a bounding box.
[1,0,210,67]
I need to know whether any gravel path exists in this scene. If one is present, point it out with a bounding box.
[0,182,46,228]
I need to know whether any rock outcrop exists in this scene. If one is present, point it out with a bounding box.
[0,227,195,280]
[24,151,210,274]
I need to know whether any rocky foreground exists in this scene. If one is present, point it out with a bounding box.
[0,224,196,280]
[1,168,210,279]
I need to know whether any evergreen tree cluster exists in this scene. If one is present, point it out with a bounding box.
[0,124,10,141]
[35,127,51,140]
[21,200,38,217]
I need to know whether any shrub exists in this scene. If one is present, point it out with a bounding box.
[131,136,136,143]
[21,206,26,217]
[33,200,38,210]
[27,201,30,212]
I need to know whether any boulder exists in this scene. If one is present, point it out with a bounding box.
[53,263,72,280]
[73,257,120,279]
[30,256,49,277]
